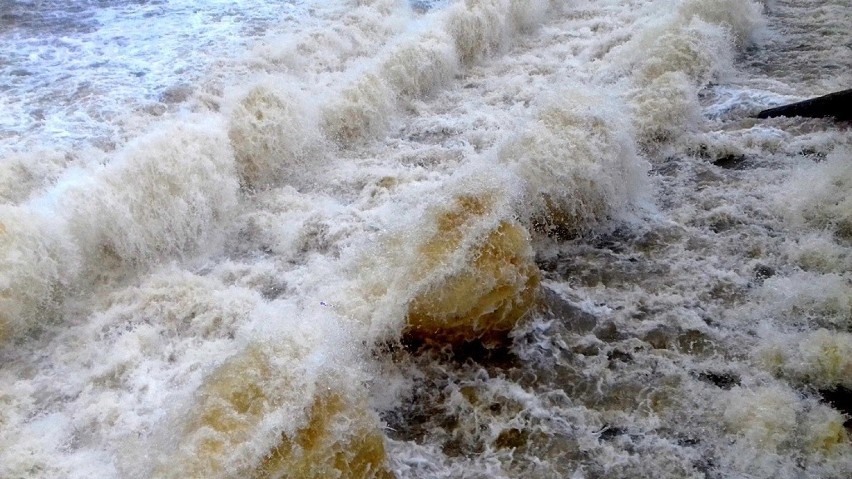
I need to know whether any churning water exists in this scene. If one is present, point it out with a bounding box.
[1,0,850,478]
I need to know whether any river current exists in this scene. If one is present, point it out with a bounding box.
[1,1,850,478]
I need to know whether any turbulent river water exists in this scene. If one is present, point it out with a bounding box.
[1,0,850,478]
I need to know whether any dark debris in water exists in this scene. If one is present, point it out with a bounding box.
[752,263,776,284]
[694,371,741,390]
[597,425,628,441]
[818,386,852,429]
[399,334,520,370]
[712,154,751,170]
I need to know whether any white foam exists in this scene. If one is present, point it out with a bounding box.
[2,0,851,477]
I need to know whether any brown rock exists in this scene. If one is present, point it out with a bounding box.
[405,196,540,346]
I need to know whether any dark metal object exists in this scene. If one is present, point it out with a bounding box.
[756,89,852,121]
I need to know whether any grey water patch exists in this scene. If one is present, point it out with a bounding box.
[0,0,299,151]
[409,0,451,12]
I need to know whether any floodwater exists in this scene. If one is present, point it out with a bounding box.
[1,1,850,478]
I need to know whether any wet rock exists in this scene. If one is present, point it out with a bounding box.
[676,436,700,447]
[643,325,678,349]
[401,335,519,369]
[607,349,634,364]
[551,244,671,290]
[633,226,683,253]
[704,280,745,304]
[677,330,716,355]
[536,287,598,334]
[573,342,602,357]
[158,345,392,479]
[495,428,529,449]
[256,395,393,479]
[707,212,740,233]
[140,102,167,116]
[651,157,682,177]
[590,228,632,253]
[695,168,725,188]
[595,321,622,342]
[406,196,540,347]
[642,326,716,355]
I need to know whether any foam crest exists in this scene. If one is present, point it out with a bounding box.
[786,234,852,274]
[605,0,765,146]
[100,269,261,341]
[634,18,734,87]
[499,88,648,237]
[756,329,852,390]
[723,385,801,451]
[319,24,458,145]
[0,150,70,204]
[722,384,851,476]
[1,116,239,346]
[241,190,364,266]
[380,31,459,99]
[444,0,549,66]
[0,205,78,342]
[60,118,239,267]
[802,404,851,456]
[0,267,261,477]
[322,73,397,145]
[321,0,551,147]
[251,0,409,76]
[782,148,852,244]
[677,0,766,47]
[756,272,852,330]
[629,72,703,144]
[226,82,322,190]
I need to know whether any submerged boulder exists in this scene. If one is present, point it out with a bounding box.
[404,196,540,346]
[156,344,392,479]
